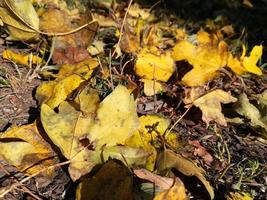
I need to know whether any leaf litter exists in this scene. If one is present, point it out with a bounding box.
[0,0,267,200]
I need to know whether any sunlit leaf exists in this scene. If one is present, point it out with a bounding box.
[140,79,165,96]
[157,150,214,200]
[135,48,175,82]
[0,123,56,177]
[41,85,143,180]
[2,49,43,67]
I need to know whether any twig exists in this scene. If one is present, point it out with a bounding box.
[0,161,70,198]
[112,0,134,57]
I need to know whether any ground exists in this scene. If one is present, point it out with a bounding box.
[0,0,267,200]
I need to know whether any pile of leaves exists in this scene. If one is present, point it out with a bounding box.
[0,0,266,199]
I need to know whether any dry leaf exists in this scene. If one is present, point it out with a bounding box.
[141,79,165,96]
[125,115,181,170]
[35,58,99,108]
[135,48,175,82]
[0,123,56,177]
[134,169,175,190]
[157,150,214,200]
[2,49,43,66]
[235,93,267,137]
[227,192,253,200]
[0,0,39,40]
[41,85,143,180]
[242,45,262,75]
[153,178,188,200]
[192,89,237,126]
[173,39,228,86]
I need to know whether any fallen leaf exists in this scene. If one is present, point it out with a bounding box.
[153,178,188,200]
[227,192,253,200]
[235,93,267,137]
[76,160,133,200]
[125,115,181,170]
[0,0,39,40]
[2,49,43,67]
[157,150,214,200]
[242,45,262,75]
[0,123,56,177]
[173,39,228,86]
[192,89,237,126]
[141,79,165,96]
[134,169,175,190]
[135,48,175,82]
[35,58,99,108]
[128,3,151,19]
[41,85,143,180]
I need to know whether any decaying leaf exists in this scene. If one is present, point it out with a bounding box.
[153,178,188,200]
[36,58,99,108]
[192,89,237,126]
[235,93,267,137]
[135,48,175,82]
[157,150,214,199]
[141,79,165,96]
[0,123,56,177]
[2,49,43,66]
[76,160,133,200]
[0,0,39,40]
[41,85,145,180]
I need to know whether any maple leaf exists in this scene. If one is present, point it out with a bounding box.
[135,47,175,82]
[191,89,237,126]
[41,85,147,180]
[173,39,228,86]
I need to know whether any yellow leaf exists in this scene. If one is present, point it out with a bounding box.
[125,115,181,170]
[192,89,237,126]
[242,45,263,75]
[141,79,165,96]
[157,150,214,200]
[135,48,175,82]
[35,58,99,108]
[173,40,228,86]
[227,192,253,200]
[0,0,39,40]
[153,179,187,200]
[227,53,246,75]
[0,123,56,177]
[41,85,142,180]
[2,49,43,66]
[88,85,140,146]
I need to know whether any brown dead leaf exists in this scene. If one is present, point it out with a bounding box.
[189,140,213,166]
